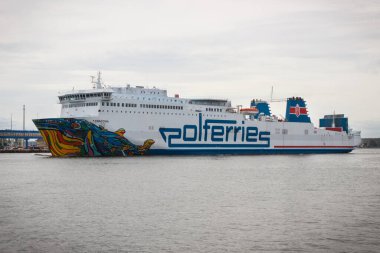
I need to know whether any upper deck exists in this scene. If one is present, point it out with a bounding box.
[58,72,234,118]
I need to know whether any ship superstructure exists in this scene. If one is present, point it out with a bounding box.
[33,72,361,157]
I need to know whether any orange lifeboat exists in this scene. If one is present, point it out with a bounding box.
[240,107,259,115]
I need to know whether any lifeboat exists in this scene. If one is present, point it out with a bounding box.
[240,107,259,115]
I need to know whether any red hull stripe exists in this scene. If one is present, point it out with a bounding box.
[289,107,308,114]
[274,145,353,149]
[326,127,343,132]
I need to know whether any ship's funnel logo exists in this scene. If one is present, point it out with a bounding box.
[295,104,301,117]
[289,104,307,118]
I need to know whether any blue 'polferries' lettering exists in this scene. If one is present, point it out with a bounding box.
[159,113,270,148]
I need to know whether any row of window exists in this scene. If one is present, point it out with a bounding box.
[102,102,137,108]
[206,108,223,112]
[63,102,99,108]
[140,97,182,103]
[98,110,228,118]
[140,104,183,110]
[120,96,184,103]
[274,129,317,135]
[59,93,111,101]
[113,95,183,103]
[139,90,161,95]
[64,101,208,112]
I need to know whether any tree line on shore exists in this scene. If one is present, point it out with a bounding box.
[360,138,380,148]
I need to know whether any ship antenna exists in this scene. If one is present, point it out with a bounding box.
[270,86,274,102]
[332,110,335,128]
[90,75,95,89]
[97,71,102,89]
[91,71,103,89]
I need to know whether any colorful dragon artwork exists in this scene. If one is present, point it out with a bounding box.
[33,118,155,157]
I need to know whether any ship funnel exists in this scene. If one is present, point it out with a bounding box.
[319,114,349,133]
[285,97,311,123]
[250,99,271,119]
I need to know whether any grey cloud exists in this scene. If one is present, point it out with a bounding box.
[0,117,12,130]
[0,0,379,136]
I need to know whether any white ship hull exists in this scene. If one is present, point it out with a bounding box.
[92,112,357,154]
[33,73,361,157]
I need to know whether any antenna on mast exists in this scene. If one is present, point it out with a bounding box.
[270,86,274,102]
[91,71,103,89]
[90,75,96,89]
[267,86,287,102]
[332,110,336,128]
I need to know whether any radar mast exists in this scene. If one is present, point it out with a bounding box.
[91,71,104,89]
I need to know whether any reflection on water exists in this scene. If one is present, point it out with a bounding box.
[1,150,380,252]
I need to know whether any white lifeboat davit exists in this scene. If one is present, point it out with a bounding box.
[240,107,259,115]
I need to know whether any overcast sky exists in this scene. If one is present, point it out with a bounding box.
[0,0,379,137]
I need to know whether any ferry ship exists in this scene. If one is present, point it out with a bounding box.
[33,72,361,157]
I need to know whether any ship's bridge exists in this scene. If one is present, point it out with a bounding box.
[58,72,169,103]
[58,89,114,103]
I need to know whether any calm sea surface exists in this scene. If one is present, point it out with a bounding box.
[1,150,380,252]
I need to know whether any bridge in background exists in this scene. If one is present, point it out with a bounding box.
[0,130,42,148]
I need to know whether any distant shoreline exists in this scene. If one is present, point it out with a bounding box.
[359,138,380,148]
[0,150,50,153]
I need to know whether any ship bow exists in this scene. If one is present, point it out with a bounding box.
[33,118,154,157]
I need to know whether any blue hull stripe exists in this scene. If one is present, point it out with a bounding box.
[147,148,353,155]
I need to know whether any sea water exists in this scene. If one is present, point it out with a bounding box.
[1,150,379,252]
